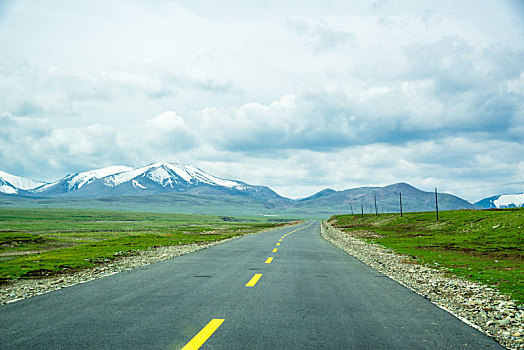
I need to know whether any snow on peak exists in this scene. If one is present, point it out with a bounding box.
[0,162,249,194]
[103,162,246,189]
[146,164,182,187]
[103,164,156,187]
[0,170,46,190]
[0,184,18,194]
[160,163,194,182]
[66,165,133,190]
[493,193,524,208]
[132,180,147,189]
[182,164,245,189]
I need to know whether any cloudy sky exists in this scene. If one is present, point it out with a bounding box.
[1,0,523,200]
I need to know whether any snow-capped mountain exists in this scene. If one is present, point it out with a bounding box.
[13,162,282,200]
[0,170,47,194]
[102,163,247,190]
[33,165,134,194]
[475,193,524,208]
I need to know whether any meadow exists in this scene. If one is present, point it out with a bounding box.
[0,208,289,282]
[329,208,524,303]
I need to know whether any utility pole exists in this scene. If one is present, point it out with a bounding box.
[435,187,439,221]
[350,202,354,215]
[361,203,364,218]
[374,194,378,216]
[400,192,403,217]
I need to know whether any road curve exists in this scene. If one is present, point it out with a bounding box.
[0,221,503,349]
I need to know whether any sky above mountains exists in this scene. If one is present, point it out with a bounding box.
[1,0,523,200]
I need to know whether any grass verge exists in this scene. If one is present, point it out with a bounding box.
[0,208,291,281]
[329,208,523,303]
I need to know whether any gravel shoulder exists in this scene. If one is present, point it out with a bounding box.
[0,223,300,306]
[0,240,230,306]
[321,220,523,350]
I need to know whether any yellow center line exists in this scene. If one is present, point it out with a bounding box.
[278,239,282,242]
[181,319,225,350]
[245,273,262,287]
[265,257,273,264]
[276,243,280,246]
[272,248,277,253]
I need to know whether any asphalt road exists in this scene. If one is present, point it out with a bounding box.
[0,221,503,349]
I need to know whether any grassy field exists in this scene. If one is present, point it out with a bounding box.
[0,208,291,282]
[0,193,330,218]
[329,208,523,303]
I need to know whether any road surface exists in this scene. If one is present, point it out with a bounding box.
[0,221,503,349]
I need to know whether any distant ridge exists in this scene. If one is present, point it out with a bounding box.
[298,182,476,212]
[0,165,479,217]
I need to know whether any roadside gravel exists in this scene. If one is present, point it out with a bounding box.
[0,223,302,306]
[321,220,523,350]
[0,239,233,306]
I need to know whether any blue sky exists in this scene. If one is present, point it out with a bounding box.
[0,0,523,200]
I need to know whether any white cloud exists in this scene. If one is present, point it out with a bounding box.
[0,0,523,201]
[287,18,356,54]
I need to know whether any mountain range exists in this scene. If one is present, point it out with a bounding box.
[0,162,508,217]
[0,163,283,201]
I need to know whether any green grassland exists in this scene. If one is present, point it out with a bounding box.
[0,208,291,282]
[329,208,524,303]
[0,192,339,218]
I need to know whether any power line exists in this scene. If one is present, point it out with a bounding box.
[444,181,524,191]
